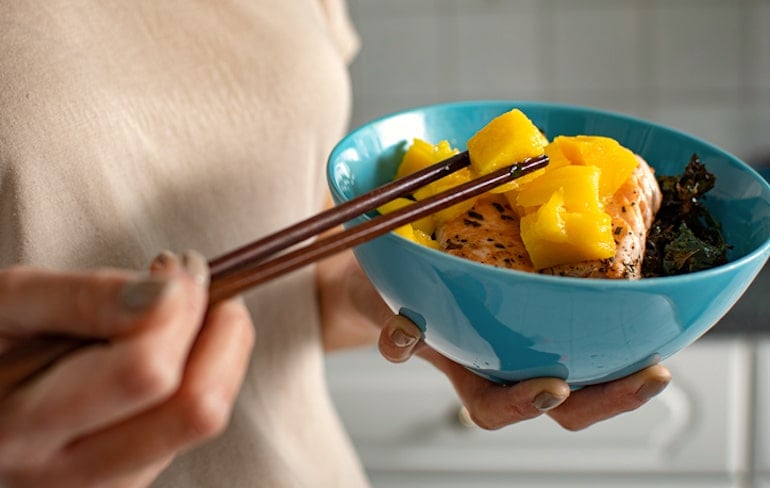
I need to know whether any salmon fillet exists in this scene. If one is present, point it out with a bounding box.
[436,194,535,272]
[435,156,662,279]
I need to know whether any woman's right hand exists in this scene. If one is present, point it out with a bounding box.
[0,251,255,488]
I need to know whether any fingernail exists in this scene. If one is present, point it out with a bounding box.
[390,327,418,348]
[119,277,171,313]
[533,391,566,412]
[181,250,210,287]
[636,380,669,403]
[151,250,178,271]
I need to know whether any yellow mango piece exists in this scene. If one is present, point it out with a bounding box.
[543,139,573,169]
[384,223,439,250]
[376,198,439,249]
[434,140,458,160]
[561,211,615,258]
[520,191,616,269]
[466,109,548,176]
[494,140,572,197]
[392,223,415,240]
[396,138,459,179]
[413,229,440,249]
[391,138,473,230]
[413,168,477,224]
[551,135,638,198]
[377,197,412,215]
[515,165,603,213]
[377,197,435,237]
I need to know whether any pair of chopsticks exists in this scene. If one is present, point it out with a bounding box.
[0,151,548,397]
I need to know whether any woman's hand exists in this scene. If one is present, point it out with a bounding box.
[318,251,671,431]
[379,315,671,430]
[0,251,255,487]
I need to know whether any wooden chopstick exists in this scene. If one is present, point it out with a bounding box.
[207,154,548,303]
[209,150,473,279]
[0,153,548,398]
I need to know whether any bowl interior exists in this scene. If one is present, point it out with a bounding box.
[330,101,770,261]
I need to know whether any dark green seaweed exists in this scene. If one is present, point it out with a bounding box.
[642,154,729,277]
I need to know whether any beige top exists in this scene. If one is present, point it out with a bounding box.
[0,1,368,486]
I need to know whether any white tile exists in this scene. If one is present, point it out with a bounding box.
[650,100,750,157]
[540,91,650,120]
[350,14,443,99]
[749,1,770,90]
[648,0,745,94]
[347,0,442,17]
[451,3,545,98]
[451,0,540,16]
[349,92,449,129]
[546,2,645,95]
[743,90,770,164]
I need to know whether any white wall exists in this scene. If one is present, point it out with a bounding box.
[347,0,770,166]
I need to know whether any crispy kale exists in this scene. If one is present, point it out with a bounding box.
[642,154,729,277]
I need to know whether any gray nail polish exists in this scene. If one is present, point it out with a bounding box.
[151,250,178,270]
[181,250,210,286]
[636,380,668,403]
[119,278,170,312]
[390,328,418,348]
[533,391,565,412]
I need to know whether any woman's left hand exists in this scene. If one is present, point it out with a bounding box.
[318,250,671,431]
[378,315,671,431]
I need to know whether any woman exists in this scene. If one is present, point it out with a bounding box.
[0,1,670,486]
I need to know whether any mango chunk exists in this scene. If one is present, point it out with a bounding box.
[413,228,441,249]
[514,165,603,213]
[390,224,439,249]
[550,135,638,198]
[413,168,477,224]
[520,190,616,269]
[377,197,435,237]
[466,109,548,177]
[389,110,641,270]
[377,197,438,249]
[396,138,459,180]
[393,138,471,231]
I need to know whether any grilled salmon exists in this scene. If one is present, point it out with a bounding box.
[436,194,535,273]
[435,156,662,279]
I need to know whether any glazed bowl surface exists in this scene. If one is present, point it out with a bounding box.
[327,101,770,386]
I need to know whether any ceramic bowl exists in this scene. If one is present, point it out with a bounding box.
[327,101,770,386]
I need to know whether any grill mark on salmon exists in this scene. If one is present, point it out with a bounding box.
[436,195,535,272]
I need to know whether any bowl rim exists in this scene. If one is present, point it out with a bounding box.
[328,99,770,289]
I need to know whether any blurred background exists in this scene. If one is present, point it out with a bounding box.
[326,1,770,487]
[347,0,769,166]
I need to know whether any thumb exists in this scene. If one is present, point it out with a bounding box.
[378,314,422,363]
[0,266,175,339]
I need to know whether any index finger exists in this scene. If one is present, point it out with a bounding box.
[0,267,172,339]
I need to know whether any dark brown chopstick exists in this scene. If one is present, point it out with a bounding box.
[0,336,99,396]
[209,150,472,279]
[207,154,548,303]
[0,153,548,398]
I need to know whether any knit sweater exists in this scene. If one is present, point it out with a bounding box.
[0,1,368,486]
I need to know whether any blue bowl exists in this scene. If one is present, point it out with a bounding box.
[327,101,770,386]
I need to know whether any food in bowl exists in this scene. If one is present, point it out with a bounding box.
[327,101,770,385]
[382,108,726,280]
[643,154,729,276]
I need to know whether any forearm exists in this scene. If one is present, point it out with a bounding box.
[315,250,390,351]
